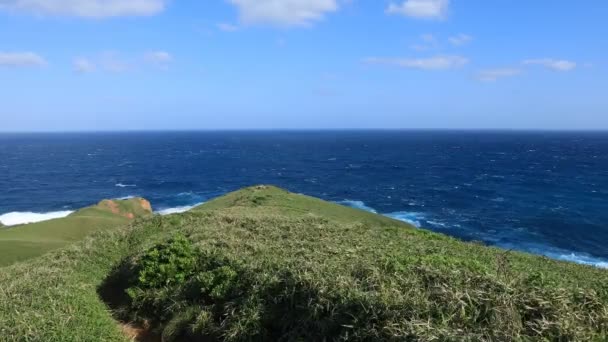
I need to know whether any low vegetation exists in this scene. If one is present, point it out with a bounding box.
[0,197,152,266]
[1,186,607,341]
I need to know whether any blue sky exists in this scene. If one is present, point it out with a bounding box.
[1,0,607,131]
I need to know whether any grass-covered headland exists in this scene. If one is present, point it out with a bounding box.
[0,197,153,267]
[1,186,607,341]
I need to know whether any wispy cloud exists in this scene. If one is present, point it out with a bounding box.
[144,51,173,66]
[0,0,166,18]
[387,0,449,19]
[73,51,172,73]
[476,68,521,82]
[523,58,577,71]
[449,33,472,46]
[365,55,468,70]
[217,22,239,32]
[73,57,96,73]
[0,52,46,67]
[227,0,339,26]
[421,33,436,43]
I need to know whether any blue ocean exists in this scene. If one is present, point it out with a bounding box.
[1,131,607,268]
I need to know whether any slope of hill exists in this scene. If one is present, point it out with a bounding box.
[0,197,153,267]
[0,186,607,341]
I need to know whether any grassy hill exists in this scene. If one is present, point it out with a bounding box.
[0,186,607,341]
[0,197,153,267]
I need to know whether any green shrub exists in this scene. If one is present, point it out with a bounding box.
[196,265,240,300]
[136,234,198,289]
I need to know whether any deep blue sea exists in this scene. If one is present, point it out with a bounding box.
[1,131,607,268]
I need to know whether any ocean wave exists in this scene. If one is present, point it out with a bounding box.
[551,252,608,269]
[337,200,377,213]
[337,200,426,228]
[427,220,449,228]
[115,183,136,188]
[0,210,74,226]
[156,202,205,216]
[385,211,425,228]
[497,242,608,269]
[116,195,136,200]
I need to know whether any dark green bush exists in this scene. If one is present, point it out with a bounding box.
[136,234,199,289]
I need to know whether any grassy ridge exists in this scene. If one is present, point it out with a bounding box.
[194,185,412,227]
[0,198,153,266]
[1,186,607,341]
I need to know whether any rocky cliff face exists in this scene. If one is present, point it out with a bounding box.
[96,198,153,220]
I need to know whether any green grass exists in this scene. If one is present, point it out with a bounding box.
[0,186,607,341]
[194,185,412,227]
[0,197,153,267]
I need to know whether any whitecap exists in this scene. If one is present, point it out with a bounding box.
[337,200,377,213]
[0,210,74,226]
[427,220,449,228]
[497,241,608,269]
[115,183,136,188]
[551,253,608,269]
[156,202,205,216]
[385,211,425,228]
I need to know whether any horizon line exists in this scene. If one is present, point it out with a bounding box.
[2,128,608,134]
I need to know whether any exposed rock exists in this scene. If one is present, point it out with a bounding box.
[96,198,153,220]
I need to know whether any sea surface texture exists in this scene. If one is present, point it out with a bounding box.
[1,131,607,267]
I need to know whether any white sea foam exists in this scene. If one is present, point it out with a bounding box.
[497,241,608,270]
[337,200,427,227]
[0,210,74,226]
[337,200,377,213]
[551,253,608,269]
[156,202,205,216]
[427,220,448,228]
[385,211,425,228]
[115,183,136,188]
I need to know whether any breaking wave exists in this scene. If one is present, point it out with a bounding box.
[156,203,205,216]
[0,210,74,226]
[115,183,136,188]
[337,200,378,213]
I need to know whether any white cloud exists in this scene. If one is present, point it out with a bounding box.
[449,33,472,46]
[73,57,95,73]
[217,22,239,32]
[387,0,449,19]
[0,52,46,67]
[523,58,576,71]
[74,51,172,73]
[0,0,166,18]
[476,68,521,82]
[144,51,173,65]
[365,55,468,70]
[227,0,339,26]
